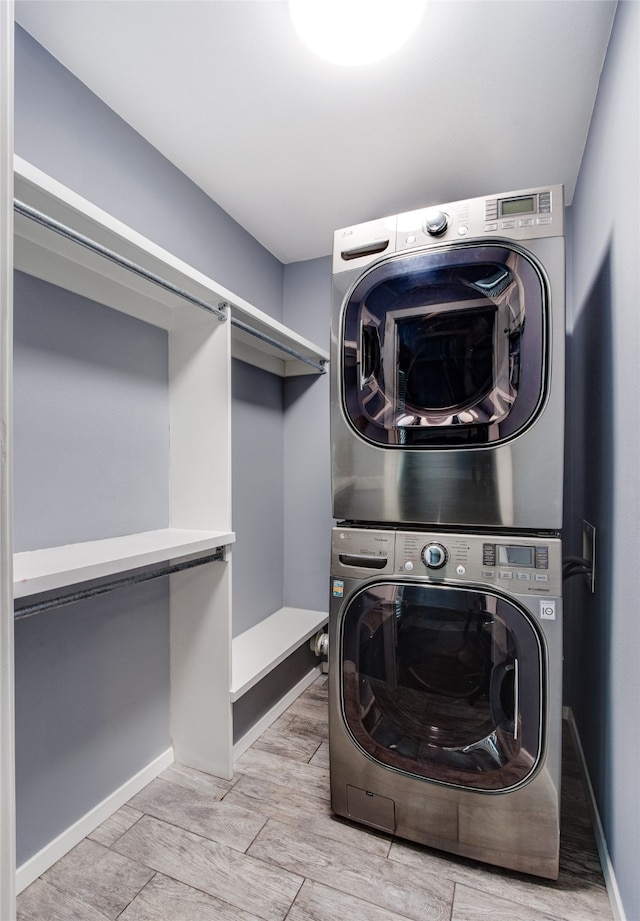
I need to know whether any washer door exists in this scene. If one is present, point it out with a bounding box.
[340,582,544,791]
[341,243,547,447]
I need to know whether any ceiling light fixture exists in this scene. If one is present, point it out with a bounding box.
[289,0,427,67]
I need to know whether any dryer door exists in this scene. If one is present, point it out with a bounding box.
[339,581,544,791]
[341,243,547,447]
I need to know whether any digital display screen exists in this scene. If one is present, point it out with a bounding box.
[500,196,536,216]
[498,545,535,567]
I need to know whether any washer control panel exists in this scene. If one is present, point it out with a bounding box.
[332,527,562,595]
[395,530,562,596]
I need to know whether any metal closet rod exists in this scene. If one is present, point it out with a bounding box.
[14,549,224,621]
[14,200,328,373]
[227,312,327,374]
[14,200,228,321]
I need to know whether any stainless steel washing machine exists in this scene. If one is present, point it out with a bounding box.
[331,186,565,530]
[329,525,563,879]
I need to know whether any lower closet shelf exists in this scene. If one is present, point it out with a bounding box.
[14,527,236,598]
[231,606,328,702]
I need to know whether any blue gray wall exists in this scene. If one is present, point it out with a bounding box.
[564,3,639,918]
[231,362,285,637]
[13,23,329,865]
[13,271,170,552]
[283,256,332,614]
[15,579,170,867]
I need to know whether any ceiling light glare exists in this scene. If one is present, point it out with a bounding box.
[289,0,427,67]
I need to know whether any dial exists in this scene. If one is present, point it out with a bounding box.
[424,208,449,236]
[421,542,448,569]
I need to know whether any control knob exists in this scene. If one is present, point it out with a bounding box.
[424,208,449,236]
[421,542,448,569]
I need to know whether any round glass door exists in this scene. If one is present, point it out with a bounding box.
[340,582,544,791]
[341,243,547,447]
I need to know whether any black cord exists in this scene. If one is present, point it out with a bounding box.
[563,567,591,582]
[562,556,592,581]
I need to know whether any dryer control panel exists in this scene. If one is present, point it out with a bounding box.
[333,184,564,274]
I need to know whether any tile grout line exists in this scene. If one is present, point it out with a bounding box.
[280,873,307,921]
[449,881,457,921]
[108,814,306,921]
[114,870,160,921]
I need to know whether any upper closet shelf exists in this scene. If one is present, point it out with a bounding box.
[13,157,329,377]
[14,527,235,600]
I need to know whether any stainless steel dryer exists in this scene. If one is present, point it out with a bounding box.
[329,525,563,879]
[331,186,565,530]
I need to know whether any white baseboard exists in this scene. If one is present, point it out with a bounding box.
[16,747,174,894]
[563,707,626,921]
[232,664,323,762]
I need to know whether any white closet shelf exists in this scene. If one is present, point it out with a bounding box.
[14,528,235,599]
[230,312,328,377]
[13,156,328,376]
[231,606,328,702]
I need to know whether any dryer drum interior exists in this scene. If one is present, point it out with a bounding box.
[342,244,547,447]
[340,582,544,791]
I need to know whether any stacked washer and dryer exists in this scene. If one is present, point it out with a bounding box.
[328,187,565,879]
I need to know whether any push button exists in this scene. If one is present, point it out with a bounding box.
[483,544,496,566]
[485,200,498,220]
[535,547,549,569]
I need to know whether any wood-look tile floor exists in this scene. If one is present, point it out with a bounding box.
[17,677,614,921]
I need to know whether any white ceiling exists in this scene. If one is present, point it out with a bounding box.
[14,0,617,264]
